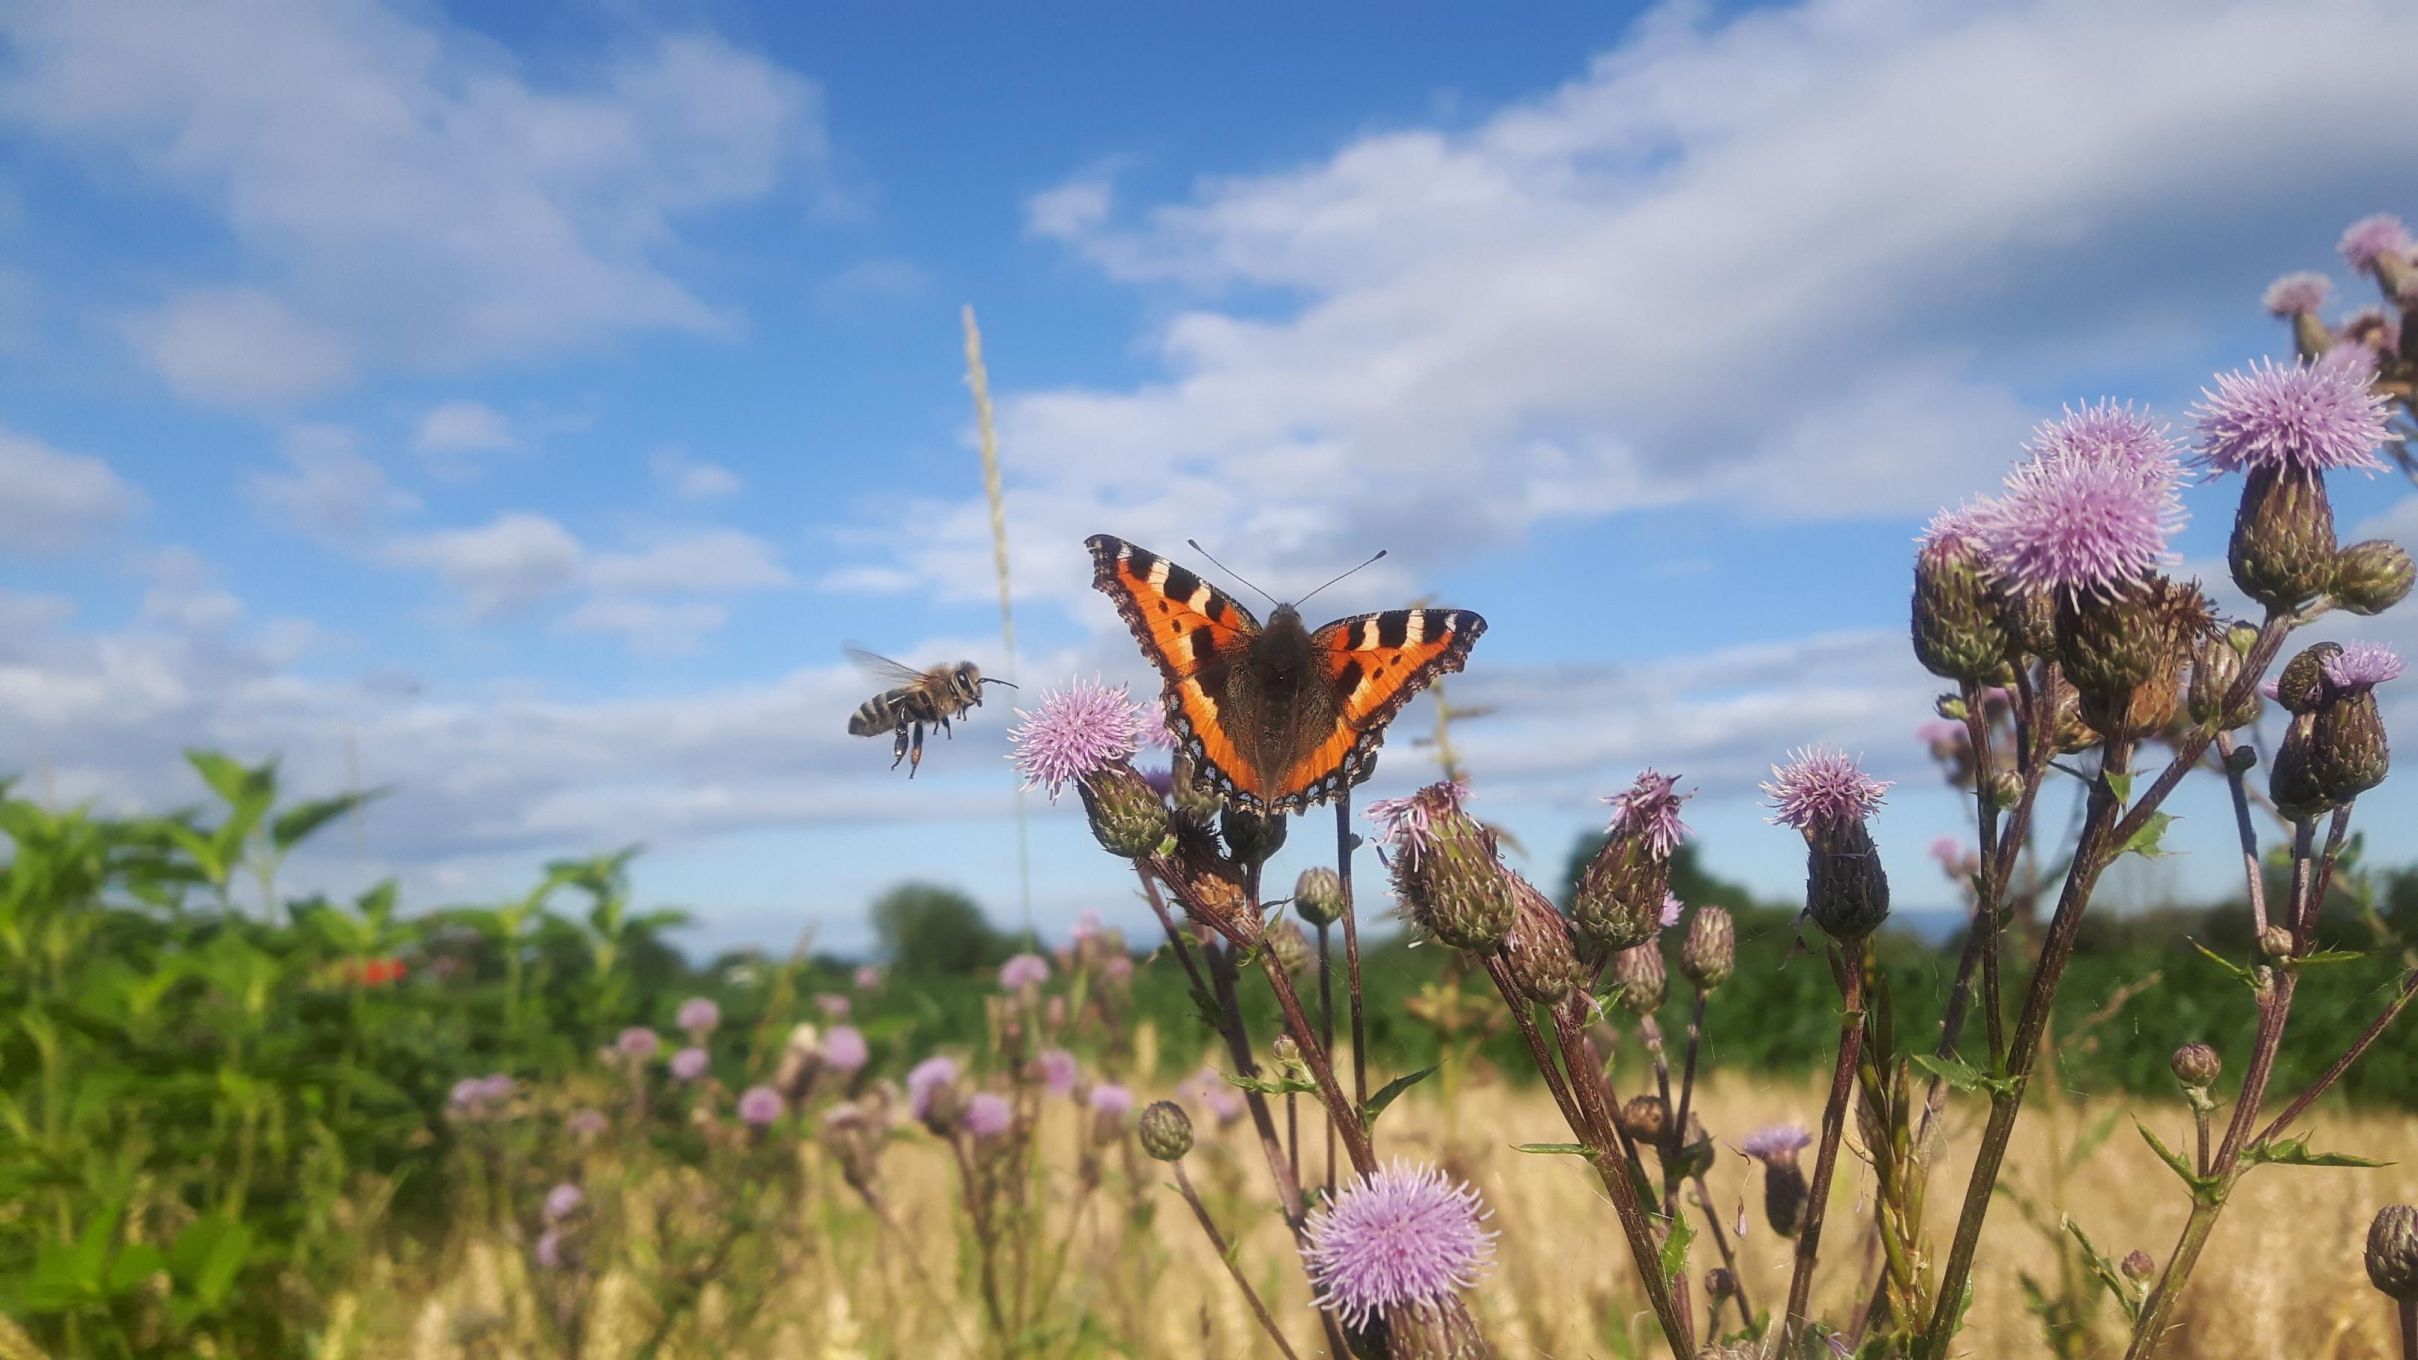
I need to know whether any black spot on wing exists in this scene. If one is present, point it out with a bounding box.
[1376,612,1409,649]
[1162,563,1201,604]
[1335,657,1364,695]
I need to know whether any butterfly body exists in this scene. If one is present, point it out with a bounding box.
[1087,534,1484,815]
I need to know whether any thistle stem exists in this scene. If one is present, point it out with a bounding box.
[2214,731,2270,937]
[1317,921,1338,1190]
[1782,947,1867,1352]
[1172,1162,1304,1360]
[1548,997,1694,1359]
[1335,797,1369,1114]
[1257,950,1377,1175]
[2398,1298,2417,1360]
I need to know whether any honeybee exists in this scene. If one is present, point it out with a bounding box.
[844,646,1015,776]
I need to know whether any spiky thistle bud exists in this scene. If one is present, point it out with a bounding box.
[1500,875,1585,1004]
[2368,1204,2418,1302]
[1611,941,1667,1016]
[1221,806,1287,866]
[2275,642,2343,715]
[1679,906,1735,992]
[1078,761,1173,859]
[1295,865,1347,927]
[1912,506,2010,682]
[2309,643,2400,803]
[1743,1125,1813,1239]
[2169,1042,2221,1089]
[1672,1114,1715,1180]
[2260,925,2297,959]
[1574,771,1691,954]
[1371,783,1515,951]
[2187,628,2257,731]
[1705,1267,1738,1301]
[1264,919,1314,977]
[2121,1250,2155,1284]
[2332,540,2415,615]
[1618,1094,1668,1144]
[1169,820,1251,935]
[1765,747,1893,941]
[1138,1100,1194,1162]
[2270,715,2330,822]
[2229,466,2339,611]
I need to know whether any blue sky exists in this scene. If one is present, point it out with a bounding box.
[3,0,2417,959]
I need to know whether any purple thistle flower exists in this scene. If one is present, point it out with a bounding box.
[823,1025,869,1074]
[1915,718,1964,748]
[737,1084,784,1127]
[964,1091,1014,1139]
[1140,765,1176,796]
[815,992,851,1019]
[1135,702,1175,751]
[1741,1124,1813,1164]
[448,1077,483,1110]
[1762,746,1892,832]
[999,952,1051,991]
[1366,780,1471,865]
[1916,500,1996,556]
[1659,892,1683,930]
[2339,213,2414,271]
[2320,341,2381,380]
[1185,1066,1247,1126]
[1982,452,2177,600]
[853,964,882,991]
[2024,401,2185,487]
[1103,954,1134,984]
[566,1108,608,1139]
[1088,1083,1134,1120]
[535,1229,565,1270]
[1301,1161,1498,1330]
[545,1182,585,1222]
[675,996,719,1038]
[1070,910,1104,944]
[1036,1047,1079,1098]
[1929,836,1970,874]
[1008,676,1144,799]
[2323,642,2403,694]
[616,1027,661,1061]
[474,1073,515,1104]
[1600,769,1693,861]
[2194,358,2389,476]
[670,1047,710,1082]
[907,1056,960,1120]
[2262,272,2331,317]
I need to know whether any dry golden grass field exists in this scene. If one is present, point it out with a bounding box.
[266,1061,2418,1360]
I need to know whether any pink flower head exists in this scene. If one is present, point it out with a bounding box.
[670,1047,710,1082]
[964,1091,1014,1139]
[1366,780,1471,866]
[2262,272,2331,317]
[1070,910,1104,944]
[616,1027,661,1061]
[1601,769,1693,861]
[1141,766,1176,796]
[1008,676,1144,799]
[815,992,852,1019]
[1982,451,2177,601]
[566,1108,608,1139]
[2322,338,2382,381]
[737,1084,784,1127]
[1104,953,1134,984]
[853,964,882,991]
[675,996,719,1038]
[1741,1123,1813,1164]
[1915,718,1964,748]
[1762,745,1891,832]
[2194,358,2389,476]
[1917,501,1995,558]
[474,1073,515,1104]
[999,952,1051,991]
[2339,213,2414,271]
[545,1182,585,1222]
[535,1229,565,1270]
[907,1056,960,1120]
[2322,641,2403,694]
[1302,1161,1498,1330]
[2024,401,2185,487]
[823,1025,869,1074]
[1036,1047,1079,1098]
[1135,702,1176,751]
[1088,1083,1134,1120]
[1928,836,1969,874]
[1659,892,1683,930]
[1186,1066,1247,1126]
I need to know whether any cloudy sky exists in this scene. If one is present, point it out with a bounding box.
[4,0,2415,958]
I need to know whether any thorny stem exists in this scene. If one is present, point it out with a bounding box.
[1548,996,1694,1359]
[2254,969,2418,1147]
[1202,936,1311,1226]
[1317,921,1337,1190]
[1783,949,1868,1353]
[1961,676,2010,1065]
[1672,989,1709,1204]
[1918,732,2138,1359]
[1335,798,1369,1115]
[1479,954,1585,1137]
[2399,1298,2418,1360]
[1258,950,1377,1175]
[1689,1174,1755,1332]
[1171,1162,1304,1360]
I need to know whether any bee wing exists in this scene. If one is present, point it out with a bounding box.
[843,644,929,687]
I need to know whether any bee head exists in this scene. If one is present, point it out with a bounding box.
[962,662,1016,706]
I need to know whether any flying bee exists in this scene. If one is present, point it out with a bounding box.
[844,645,1016,776]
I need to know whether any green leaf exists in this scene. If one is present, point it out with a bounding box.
[1363,1064,1440,1124]
[2105,768,2134,805]
[2135,1121,2220,1203]
[2063,1216,2140,1321]
[1219,1069,1317,1097]
[106,1243,166,1297]
[2244,1136,2388,1170]
[1658,1210,1695,1288]
[2117,812,2176,860]
[1511,1142,1595,1157]
[1911,1052,2016,1096]
[2289,949,2366,969]
[2186,938,2257,988]
[271,790,384,853]
[183,750,254,807]
[170,1213,252,1307]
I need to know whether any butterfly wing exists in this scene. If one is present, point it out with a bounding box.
[1269,608,1488,811]
[1085,535,1274,804]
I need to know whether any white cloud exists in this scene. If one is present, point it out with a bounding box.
[0,0,824,404]
[139,547,244,633]
[841,0,2418,611]
[385,513,587,618]
[558,597,729,657]
[247,423,420,541]
[413,401,517,457]
[589,528,791,594]
[383,513,791,642]
[0,423,145,553]
[649,449,743,501]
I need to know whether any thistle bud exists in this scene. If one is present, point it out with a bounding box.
[1264,919,1314,976]
[1617,1094,1668,1144]
[2169,1042,2221,1089]
[773,1024,824,1101]
[1912,524,2010,683]
[1078,762,1173,859]
[1294,866,1347,927]
[1574,772,1691,955]
[1376,784,1516,951]
[821,1101,886,1196]
[2368,1204,2418,1302]
[2268,717,2331,822]
[2121,1250,2155,1284]
[2260,925,2297,959]
[1806,819,1891,942]
[2331,540,2415,615]
[1170,822,1251,934]
[1673,1114,1715,1180]
[2187,631,2257,731]
[1987,769,2023,809]
[2001,586,2057,661]
[1137,1100,1194,1162]
[1220,806,1287,866]
[2056,591,2171,705]
[1169,752,1224,825]
[1610,941,1667,1016]
[1500,876,1585,1004]
[2275,643,2343,715]
[2311,688,2392,803]
[1705,1267,1738,1302]
[1678,906,1735,992]
[2229,465,2338,610]
[1761,1158,1809,1239]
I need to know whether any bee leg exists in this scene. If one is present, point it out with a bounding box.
[909,722,926,776]
[890,722,910,770]
[940,714,954,742]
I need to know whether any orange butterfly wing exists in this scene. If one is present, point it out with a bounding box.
[1085,535,1274,806]
[1267,608,1486,809]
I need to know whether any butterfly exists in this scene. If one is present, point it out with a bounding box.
[1087,534,1486,815]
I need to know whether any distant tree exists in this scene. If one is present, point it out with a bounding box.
[870,881,1007,975]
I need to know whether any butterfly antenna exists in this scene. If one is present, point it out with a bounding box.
[1296,549,1388,608]
[1184,539,1280,607]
